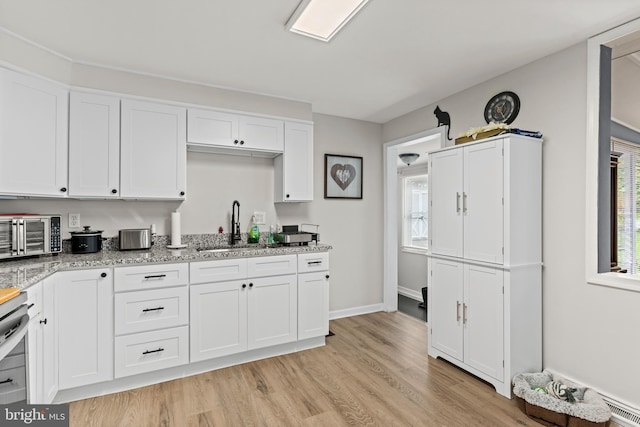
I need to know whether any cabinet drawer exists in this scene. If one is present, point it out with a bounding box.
[190,258,248,284]
[115,287,188,335]
[114,263,188,292]
[0,365,26,404]
[297,252,329,273]
[114,326,188,378]
[248,255,297,278]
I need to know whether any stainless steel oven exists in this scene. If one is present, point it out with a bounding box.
[0,215,61,260]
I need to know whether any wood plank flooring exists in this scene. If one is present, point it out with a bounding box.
[69,312,554,426]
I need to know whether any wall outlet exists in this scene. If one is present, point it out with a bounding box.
[253,211,266,225]
[69,213,81,228]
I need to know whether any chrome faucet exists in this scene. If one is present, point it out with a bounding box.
[231,200,241,245]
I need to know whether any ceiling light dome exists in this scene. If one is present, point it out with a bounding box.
[399,153,420,166]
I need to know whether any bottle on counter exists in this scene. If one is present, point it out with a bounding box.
[248,215,260,244]
[268,224,276,245]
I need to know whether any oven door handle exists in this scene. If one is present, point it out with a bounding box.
[17,219,25,254]
[11,219,18,256]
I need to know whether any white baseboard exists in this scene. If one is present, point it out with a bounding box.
[398,285,423,301]
[329,303,384,320]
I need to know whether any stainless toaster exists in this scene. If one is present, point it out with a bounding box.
[119,228,152,250]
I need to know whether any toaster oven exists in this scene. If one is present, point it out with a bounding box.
[0,215,61,260]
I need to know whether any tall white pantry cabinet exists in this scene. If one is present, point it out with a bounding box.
[427,134,542,398]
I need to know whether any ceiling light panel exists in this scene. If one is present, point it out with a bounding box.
[287,0,370,42]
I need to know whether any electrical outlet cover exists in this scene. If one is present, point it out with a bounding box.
[69,213,81,228]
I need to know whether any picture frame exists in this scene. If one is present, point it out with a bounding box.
[324,154,363,199]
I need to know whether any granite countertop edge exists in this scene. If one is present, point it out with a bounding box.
[0,243,332,290]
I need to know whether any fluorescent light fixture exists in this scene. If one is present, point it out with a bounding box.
[286,0,370,42]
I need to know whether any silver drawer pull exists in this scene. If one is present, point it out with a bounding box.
[0,378,14,385]
[307,261,322,265]
[142,306,165,312]
[144,274,167,280]
[142,348,164,355]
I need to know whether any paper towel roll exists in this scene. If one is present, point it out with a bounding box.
[171,212,181,246]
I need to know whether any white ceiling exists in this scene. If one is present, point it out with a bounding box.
[2,1,640,123]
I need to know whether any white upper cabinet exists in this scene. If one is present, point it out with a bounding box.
[275,122,313,202]
[120,100,187,199]
[68,91,121,198]
[238,115,284,153]
[187,108,284,155]
[429,139,503,264]
[187,109,239,147]
[0,68,68,197]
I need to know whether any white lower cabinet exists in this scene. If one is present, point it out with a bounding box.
[25,252,329,400]
[54,268,113,390]
[297,252,330,340]
[190,280,248,361]
[190,255,298,363]
[113,263,189,378]
[429,259,504,381]
[247,274,297,349]
[26,280,57,404]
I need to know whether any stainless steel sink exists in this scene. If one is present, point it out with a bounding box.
[197,245,273,253]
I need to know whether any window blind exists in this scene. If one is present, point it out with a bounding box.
[611,138,640,273]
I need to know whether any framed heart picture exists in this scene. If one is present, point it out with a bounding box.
[324,154,363,199]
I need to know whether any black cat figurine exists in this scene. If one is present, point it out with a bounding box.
[434,105,452,140]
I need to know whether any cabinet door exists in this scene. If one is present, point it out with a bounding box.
[55,268,113,390]
[248,274,297,350]
[298,272,329,340]
[463,140,504,263]
[239,115,284,152]
[463,264,504,380]
[68,91,120,197]
[0,68,68,197]
[26,281,57,404]
[429,149,463,258]
[120,100,186,199]
[429,258,463,361]
[41,279,57,403]
[275,122,313,202]
[190,280,248,362]
[187,108,239,147]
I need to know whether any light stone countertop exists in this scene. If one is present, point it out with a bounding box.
[0,242,332,290]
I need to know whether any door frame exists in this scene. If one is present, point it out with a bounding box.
[382,127,446,312]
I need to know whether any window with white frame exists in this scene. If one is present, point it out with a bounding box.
[611,139,640,274]
[402,174,428,250]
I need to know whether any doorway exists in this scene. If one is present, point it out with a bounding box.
[382,127,446,313]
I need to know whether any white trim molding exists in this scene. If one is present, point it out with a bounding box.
[586,17,640,293]
[329,303,384,320]
[397,286,423,301]
[383,127,445,313]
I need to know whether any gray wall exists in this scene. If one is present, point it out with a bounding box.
[384,43,640,407]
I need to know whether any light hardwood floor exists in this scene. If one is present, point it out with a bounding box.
[70,312,554,426]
